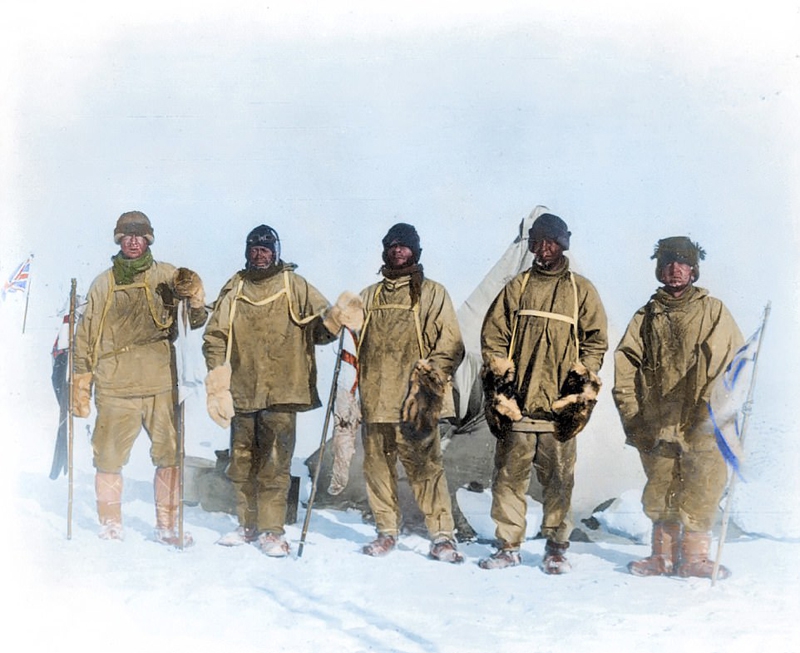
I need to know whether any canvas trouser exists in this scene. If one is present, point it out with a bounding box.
[638,444,728,532]
[490,428,576,548]
[228,410,296,535]
[92,391,178,472]
[362,422,456,540]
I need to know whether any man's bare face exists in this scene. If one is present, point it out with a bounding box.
[248,246,275,270]
[386,243,414,269]
[120,235,148,260]
[529,237,564,269]
[659,260,694,296]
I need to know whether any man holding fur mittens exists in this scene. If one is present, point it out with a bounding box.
[355,223,465,563]
[202,224,363,557]
[480,212,608,573]
[72,210,209,546]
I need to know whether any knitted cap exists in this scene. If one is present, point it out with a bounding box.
[528,213,570,250]
[382,223,422,263]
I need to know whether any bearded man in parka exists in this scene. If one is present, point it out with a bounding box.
[613,236,743,579]
[479,213,608,574]
[356,223,466,563]
[203,225,363,557]
[72,211,208,546]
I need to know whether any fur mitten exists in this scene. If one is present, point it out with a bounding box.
[205,363,235,429]
[173,267,206,309]
[400,359,448,440]
[551,362,601,442]
[72,372,93,418]
[323,291,365,334]
[481,357,523,437]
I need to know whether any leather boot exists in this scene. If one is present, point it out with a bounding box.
[96,471,123,540]
[628,521,682,576]
[154,466,194,547]
[676,530,730,579]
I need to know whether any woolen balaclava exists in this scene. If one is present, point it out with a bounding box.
[244,225,281,270]
[652,236,705,282]
[380,222,424,306]
[528,213,571,250]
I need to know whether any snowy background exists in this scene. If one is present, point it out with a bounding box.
[1,2,799,652]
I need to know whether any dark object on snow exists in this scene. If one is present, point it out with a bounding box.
[551,362,601,442]
[49,351,69,480]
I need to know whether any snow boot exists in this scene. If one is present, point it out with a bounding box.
[675,530,731,580]
[362,533,397,557]
[256,532,291,557]
[154,466,194,547]
[216,525,258,546]
[96,471,124,540]
[429,538,464,564]
[478,548,522,570]
[542,540,571,575]
[628,521,682,577]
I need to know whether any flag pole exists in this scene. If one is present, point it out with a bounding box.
[67,278,77,539]
[712,301,771,586]
[21,255,33,334]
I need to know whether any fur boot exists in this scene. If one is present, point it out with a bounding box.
[628,521,682,576]
[551,362,601,442]
[481,357,523,438]
[154,466,194,547]
[400,359,447,440]
[675,530,731,580]
[96,471,123,540]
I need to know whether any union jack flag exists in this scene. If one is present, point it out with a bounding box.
[2,257,32,301]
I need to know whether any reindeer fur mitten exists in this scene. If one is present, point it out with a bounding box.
[205,363,235,429]
[551,362,601,442]
[173,267,206,309]
[400,359,448,440]
[481,357,523,438]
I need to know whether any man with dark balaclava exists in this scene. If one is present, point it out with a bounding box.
[203,225,363,557]
[72,210,208,546]
[480,212,608,573]
[613,236,743,579]
[356,223,466,563]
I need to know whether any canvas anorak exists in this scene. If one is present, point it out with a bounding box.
[203,262,335,412]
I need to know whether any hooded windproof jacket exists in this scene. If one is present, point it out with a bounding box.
[74,260,207,398]
[358,275,464,424]
[613,286,743,452]
[203,262,335,413]
[481,259,608,419]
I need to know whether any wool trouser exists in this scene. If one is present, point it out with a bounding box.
[490,429,576,548]
[638,444,728,533]
[92,391,178,472]
[228,410,296,535]
[362,422,455,540]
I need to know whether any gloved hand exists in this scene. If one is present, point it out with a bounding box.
[72,372,93,418]
[173,267,206,309]
[551,362,601,442]
[481,357,522,438]
[323,291,364,334]
[205,363,235,429]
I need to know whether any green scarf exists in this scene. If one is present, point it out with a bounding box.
[112,249,153,285]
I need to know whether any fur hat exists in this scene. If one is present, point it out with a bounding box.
[382,223,422,264]
[528,213,570,250]
[245,225,280,263]
[652,236,705,281]
[114,211,154,244]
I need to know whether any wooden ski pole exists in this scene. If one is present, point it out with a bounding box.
[177,300,189,550]
[297,330,346,558]
[712,301,771,586]
[67,278,76,539]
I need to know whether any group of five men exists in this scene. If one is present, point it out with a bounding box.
[71,209,742,579]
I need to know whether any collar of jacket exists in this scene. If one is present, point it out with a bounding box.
[530,256,570,278]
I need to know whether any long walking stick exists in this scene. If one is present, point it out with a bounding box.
[712,302,771,586]
[177,300,189,550]
[297,330,346,558]
[66,279,77,539]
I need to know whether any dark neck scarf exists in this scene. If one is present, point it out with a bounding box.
[381,263,424,307]
[653,284,696,308]
[112,249,153,285]
[243,260,284,281]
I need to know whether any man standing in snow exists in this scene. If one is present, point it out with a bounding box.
[72,211,208,545]
[356,223,466,563]
[479,213,608,573]
[203,225,363,557]
[613,236,743,579]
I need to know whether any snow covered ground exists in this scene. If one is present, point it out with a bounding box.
[2,301,799,653]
